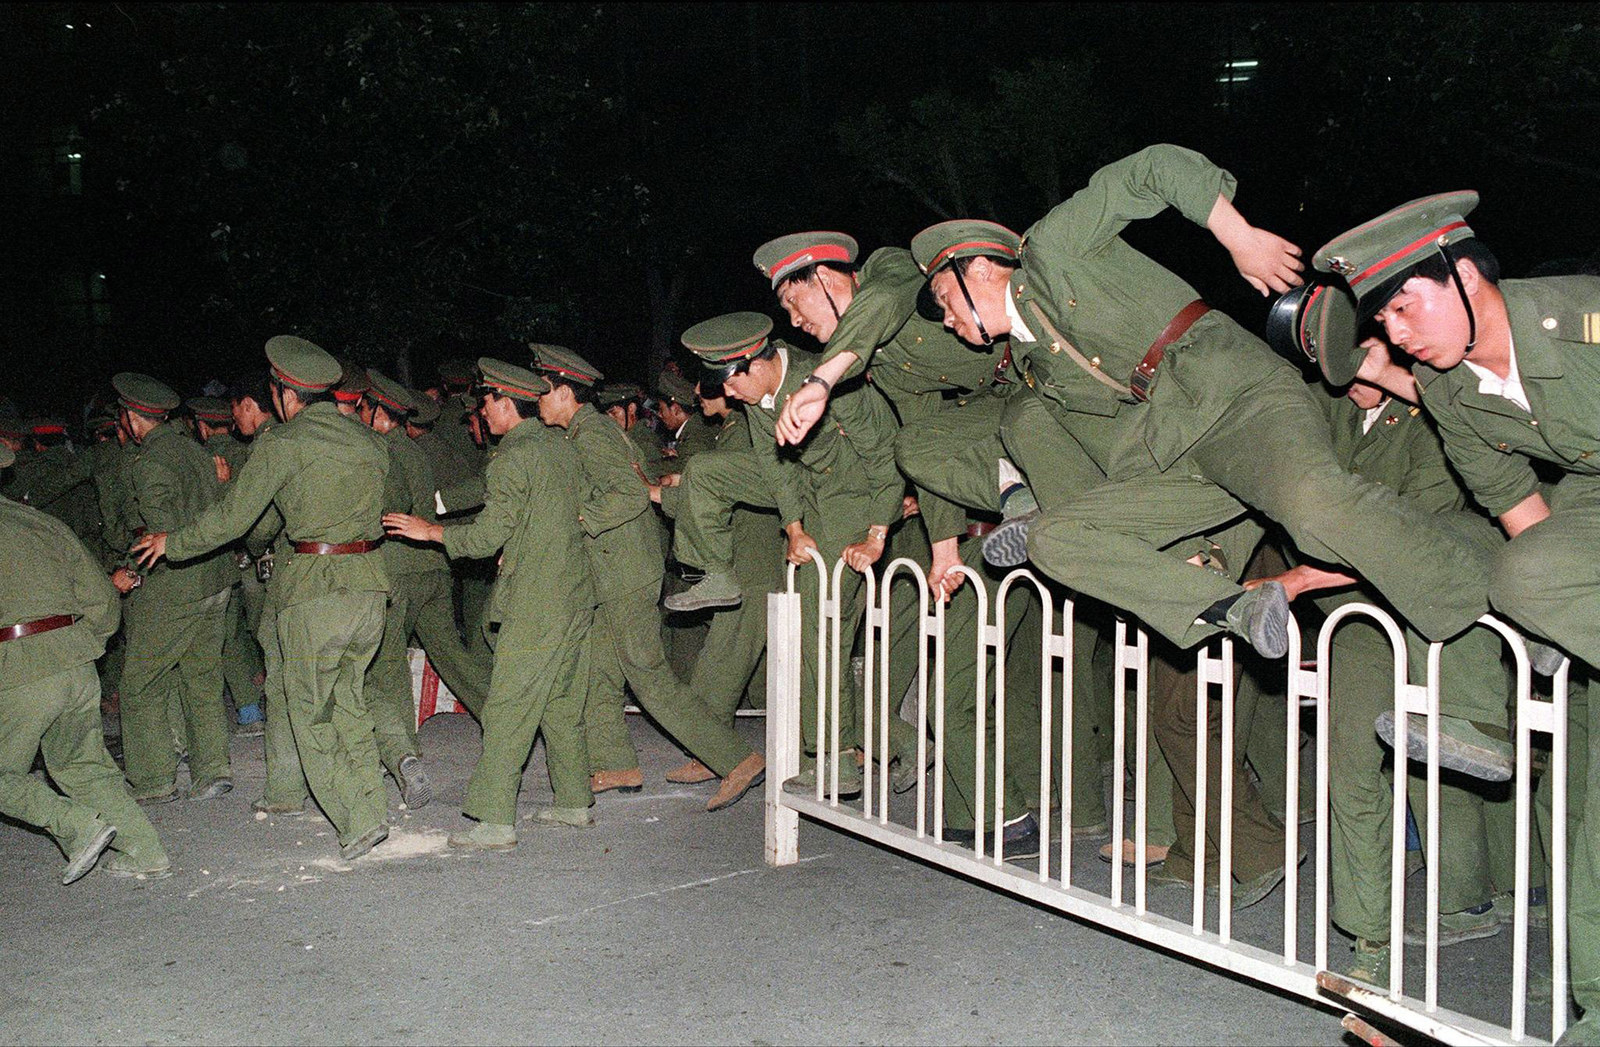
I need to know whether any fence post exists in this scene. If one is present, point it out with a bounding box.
[765,591,801,867]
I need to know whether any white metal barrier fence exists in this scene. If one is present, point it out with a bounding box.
[763,552,1572,1046]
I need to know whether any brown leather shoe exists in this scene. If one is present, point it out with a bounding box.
[665,759,717,784]
[706,753,765,812]
[590,767,644,794]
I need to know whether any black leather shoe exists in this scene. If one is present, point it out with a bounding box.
[943,812,1040,860]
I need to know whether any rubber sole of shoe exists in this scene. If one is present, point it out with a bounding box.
[105,859,173,880]
[1401,918,1502,947]
[448,833,517,851]
[981,513,1035,568]
[1245,581,1290,660]
[252,801,306,816]
[399,758,433,810]
[665,763,717,785]
[663,592,742,613]
[62,824,117,885]
[706,769,765,812]
[1376,712,1513,782]
[133,790,179,807]
[533,809,594,828]
[188,779,234,801]
[234,723,265,737]
[781,774,862,799]
[338,826,389,861]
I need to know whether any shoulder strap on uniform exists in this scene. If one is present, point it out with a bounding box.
[1025,301,1135,398]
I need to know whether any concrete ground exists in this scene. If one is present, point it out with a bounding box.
[0,712,1555,1045]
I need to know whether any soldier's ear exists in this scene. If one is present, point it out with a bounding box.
[1454,257,1483,296]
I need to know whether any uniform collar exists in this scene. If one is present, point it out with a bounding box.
[1004,290,1038,343]
[759,344,790,411]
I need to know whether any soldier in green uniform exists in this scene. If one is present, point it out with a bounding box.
[532,345,766,812]
[360,370,493,805]
[656,371,715,681]
[85,412,133,712]
[650,379,782,785]
[1313,193,1600,1043]
[1,439,172,881]
[599,381,670,483]
[134,337,392,861]
[223,370,308,807]
[667,313,909,795]
[2,418,98,547]
[906,145,1502,682]
[112,373,236,804]
[189,396,267,734]
[745,231,1053,839]
[384,359,595,847]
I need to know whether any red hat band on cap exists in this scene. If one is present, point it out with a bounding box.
[365,389,409,414]
[1349,222,1471,289]
[119,395,171,417]
[535,363,591,384]
[925,239,1019,274]
[271,365,330,393]
[767,243,852,278]
[718,336,768,363]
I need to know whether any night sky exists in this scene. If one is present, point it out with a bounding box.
[3,2,1597,418]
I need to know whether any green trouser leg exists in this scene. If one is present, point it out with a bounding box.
[366,573,428,779]
[797,549,870,758]
[277,591,387,846]
[120,588,232,793]
[411,570,492,721]
[1113,625,1178,845]
[939,552,1033,832]
[221,581,265,711]
[1484,477,1600,1011]
[465,610,593,824]
[603,586,754,777]
[674,448,772,577]
[98,628,125,706]
[257,593,310,808]
[894,393,1012,519]
[583,606,639,776]
[1324,620,1509,940]
[0,664,168,866]
[1152,639,1285,885]
[998,388,1118,511]
[1027,375,1494,652]
[455,559,496,664]
[692,507,781,718]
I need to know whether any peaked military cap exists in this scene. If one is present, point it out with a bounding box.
[333,359,372,403]
[681,312,775,381]
[1265,281,1363,385]
[0,442,13,470]
[596,381,644,409]
[112,372,181,417]
[753,232,859,289]
[437,358,474,389]
[1310,191,1479,385]
[476,357,545,402]
[657,371,697,408]
[25,417,69,437]
[528,344,603,387]
[265,335,343,393]
[364,369,414,416]
[186,396,233,424]
[409,391,441,426]
[910,220,1023,276]
[88,411,119,435]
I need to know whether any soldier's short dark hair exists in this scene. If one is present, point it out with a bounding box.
[1408,239,1501,288]
[547,375,594,404]
[271,377,334,408]
[227,371,274,409]
[512,397,540,420]
[777,260,857,290]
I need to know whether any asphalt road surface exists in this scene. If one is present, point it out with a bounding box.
[0,712,1544,1045]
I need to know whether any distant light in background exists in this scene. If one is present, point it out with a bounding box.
[1226,59,1259,69]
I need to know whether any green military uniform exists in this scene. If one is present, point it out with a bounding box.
[363,372,491,795]
[1315,193,1600,1029]
[660,408,781,733]
[2,426,98,547]
[86,432,133,705]
[657,373,716,680]
[0,466,170,879]
[161,337,391,852]
[754,233,1017,543]
[432,359,595,829]
[194,399,267,723]
[910,145,1494,657]
[531,346,761,786]
[673,315,909,769]
[115,375,235,801]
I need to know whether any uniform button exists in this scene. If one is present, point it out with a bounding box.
[1498,442,1510,451]
[902,362,911,370]
[915,336,923,343]
[1090,356,1101,368]
[1068,299,1077,307]
[1580,451,1593,459]
[1049,342,1061,354]
[1530,420,1539,427]
[938,374,947,381]
[1543,317,1558,331]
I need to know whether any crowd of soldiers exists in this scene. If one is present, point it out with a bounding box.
[1,143,1595,1042]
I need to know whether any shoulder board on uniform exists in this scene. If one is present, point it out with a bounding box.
[1577,310,1600,344]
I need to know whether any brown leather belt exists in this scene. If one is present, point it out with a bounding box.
[1129,299,1211,403]
[0,614,77,644]
[292,540,383,555]
[965,521,997,538]
[992,343,1014,386]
